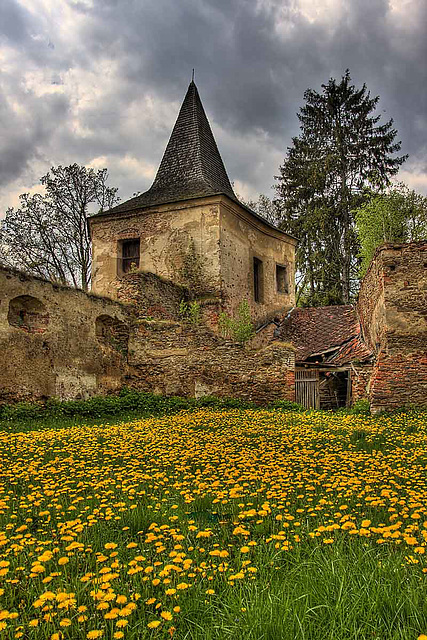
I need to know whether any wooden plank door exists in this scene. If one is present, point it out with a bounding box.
[295,369,320,409]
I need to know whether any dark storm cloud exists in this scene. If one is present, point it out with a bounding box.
[0,0,426,212]
[81,0,426,148]
[0,81,69,187]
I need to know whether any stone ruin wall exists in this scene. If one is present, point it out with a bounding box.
[0,268,296,407]
[357,242,427,412]
[0,267,130,404]
[127,319,295,404]
[350,364,374,405]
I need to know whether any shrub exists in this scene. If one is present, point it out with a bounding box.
[179,299,201,326]
[348,399,371,415]
[218,300,255,344]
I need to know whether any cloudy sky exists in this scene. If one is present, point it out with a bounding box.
[1,0,426,215]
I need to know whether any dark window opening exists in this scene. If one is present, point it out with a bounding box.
[276,264,288,294]
[121,239,140,274]
[253,257,263,303]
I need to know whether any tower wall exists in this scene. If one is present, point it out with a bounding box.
[90,198,222,301]
[219,198,296,325]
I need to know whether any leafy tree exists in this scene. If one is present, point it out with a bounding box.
[275,70,407,306]
[0,164,119,290]
[356,183,427,276]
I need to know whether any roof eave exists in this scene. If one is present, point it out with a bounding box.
[89,191,298,240]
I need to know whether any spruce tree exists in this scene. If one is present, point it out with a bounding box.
[275,70,407,306]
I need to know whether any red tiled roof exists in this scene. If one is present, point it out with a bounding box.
[279,305,372,365]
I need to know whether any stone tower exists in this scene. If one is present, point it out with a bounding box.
[89,81,296,326]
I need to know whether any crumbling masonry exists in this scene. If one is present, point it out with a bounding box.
[1,80,426,411]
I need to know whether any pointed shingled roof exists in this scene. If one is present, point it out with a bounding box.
[104,81,237,215]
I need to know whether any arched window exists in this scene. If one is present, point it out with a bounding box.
[8,295,49,333]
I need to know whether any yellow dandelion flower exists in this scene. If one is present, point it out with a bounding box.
[147,620,161,629]
[161,611,173,621]
[104,612,118,620]
[58,617,71,627]
[116,619,128,628]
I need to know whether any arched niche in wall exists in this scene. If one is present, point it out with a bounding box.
[95,314,129,356]
[8,295,49,333]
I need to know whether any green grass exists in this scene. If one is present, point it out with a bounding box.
[0,407,426,639]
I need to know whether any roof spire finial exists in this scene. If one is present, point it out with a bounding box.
[192,68,195,83]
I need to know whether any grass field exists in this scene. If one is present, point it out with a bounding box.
[1,408,427,639]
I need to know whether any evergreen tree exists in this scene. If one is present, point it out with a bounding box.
[275,70,407,306]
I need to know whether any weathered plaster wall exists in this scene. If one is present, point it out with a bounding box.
[357,242,427,412]
[90,198,221,300]
[128,320,296,404]
[219,199,296,325]
[0,267,129,403]
[90,195,296,329]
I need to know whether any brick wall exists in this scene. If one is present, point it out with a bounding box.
[350,364,374,404]
[369,352,427,412]
[357,242,427,412]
